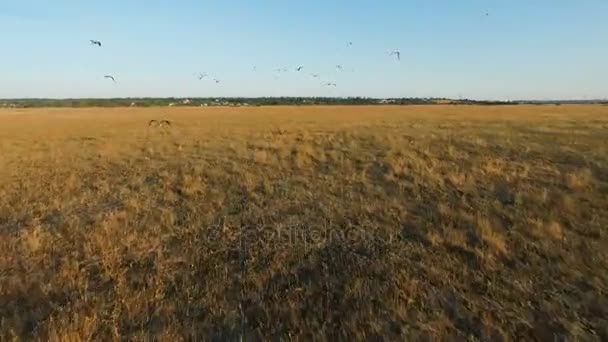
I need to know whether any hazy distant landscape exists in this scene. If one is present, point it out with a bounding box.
[1,97,607,108]
[1,105,607,340]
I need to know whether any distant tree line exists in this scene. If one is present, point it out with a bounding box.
[0,97,433,108]
[1,97,604,108]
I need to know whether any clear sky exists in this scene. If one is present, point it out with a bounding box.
[1,0,606,100]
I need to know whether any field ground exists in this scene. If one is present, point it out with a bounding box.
[1,105,607,340]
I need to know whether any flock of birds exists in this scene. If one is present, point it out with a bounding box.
[88,8,494,87]
[89,40,118,83]
[90,7,489,88]
[90,39,401,88]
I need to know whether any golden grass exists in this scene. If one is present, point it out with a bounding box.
[1,105,607,340]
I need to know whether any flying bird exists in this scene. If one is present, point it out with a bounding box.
[296,66,304,71]
[197,73,208,80]
[388,50,401,61]
[335,65,343,72]
[104,75,116,82]
[347,41,353,47]
[213,79,221,84]
[322,82,337,87]
[310,73,320,78]
[90,40,102,47]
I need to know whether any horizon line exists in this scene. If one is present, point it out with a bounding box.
[2,96,607,102]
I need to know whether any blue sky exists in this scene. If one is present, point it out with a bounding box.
[1,0,606,99]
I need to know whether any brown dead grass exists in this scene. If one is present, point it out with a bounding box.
[1,105,607,340]
[566,168,596,191]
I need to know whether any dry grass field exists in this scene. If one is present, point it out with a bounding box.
[1,105,607,340]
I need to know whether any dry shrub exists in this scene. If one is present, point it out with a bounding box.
[566,168,595,191]
[529,218,565,241]
[20,224,53,256]
[240,171,259,192]
[426,230,444,247]
[513,163,531,179]
[296,143,316,160]
[474,137,488,147]
[181,174,206,197]
[385,153,409,179]
[546,221,565,241]
[276,145,292,161]
[560,194,578,215]
[437,203,452,218]
[476,217,509,257]
[482,158,506,176]
[286,143,315,169]
[253,149,269,164]
[447,172,467,187]
[44,314,99,342]
[445,227,469,250]
[294,151,312,168]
